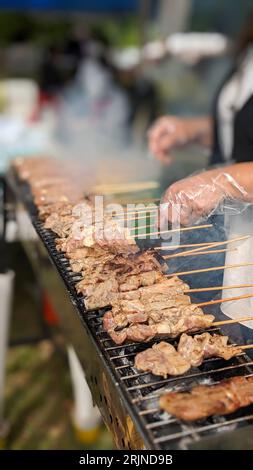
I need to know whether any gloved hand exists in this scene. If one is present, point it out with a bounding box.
[161,168,248,226]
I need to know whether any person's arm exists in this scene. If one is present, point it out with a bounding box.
[148,115,213,164]
[162,162,253,225]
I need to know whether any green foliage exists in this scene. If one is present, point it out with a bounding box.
[0,12,139,47]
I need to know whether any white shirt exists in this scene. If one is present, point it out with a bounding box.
[218,46,253,160]
[218,48,253,330]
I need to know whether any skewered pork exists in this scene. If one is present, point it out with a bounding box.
[108,310,215,345]
[134,333,241,377]
[84,271,164,309]
[135,342,190,378]
[178,332,241,366]
[159,376,253,421]
[103,293,192,330]
[38,202,74,220]
[109,324,157,344]
[44,213,77,238]
[74,249,164,278]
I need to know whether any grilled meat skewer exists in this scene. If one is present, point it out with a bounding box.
[135,333,242,377]
[109,310,215,345]
[159,376,253,421]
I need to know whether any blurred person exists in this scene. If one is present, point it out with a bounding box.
[113,49,160,142]
[148,13,253,166]
[76,37,130,136]
[118,67,160,142]
[38,45,64,104]
[6,23,38,78]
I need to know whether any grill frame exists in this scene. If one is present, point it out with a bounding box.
[7,168,253,450]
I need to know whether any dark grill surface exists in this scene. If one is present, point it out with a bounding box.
[11,174,253,449]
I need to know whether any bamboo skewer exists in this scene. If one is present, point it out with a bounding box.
[163,235,250,259]
[197,292,253,308]
[130,223,157,231]
[167,262,253,277]
[240,344,253,350]
[213,315,253,326]
[93,181,159,194]
[116,212,159,222]
[106,205,159,216]
[129,223,213,238]
[155,242,215,251]
[188,284,253,293]
[167,247,236,258]
[111,198,160,207]
[119,198,160,205]
[105,200,171,216]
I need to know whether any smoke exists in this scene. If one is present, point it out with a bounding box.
[47,80,161,192]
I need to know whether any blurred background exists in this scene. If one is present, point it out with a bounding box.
[1,0,253,450]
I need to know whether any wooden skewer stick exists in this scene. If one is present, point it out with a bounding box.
[240,344,253,350]
[106,205,159,215]
[116,212,159,222]
[130,223,158,231]
[167,261,253,277]
[129,223,213,238]
[213,315,253,326]
[105,200,171,215]
[155,242,215,251]
[188,283,253,293]
[167,247,236,259]
[163,235,250,259]
[198,292,253,308]
[120,198,160,205]
[111,198,159,206]
[93,181,159,194]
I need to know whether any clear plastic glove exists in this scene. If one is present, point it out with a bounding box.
[161,168,249,226]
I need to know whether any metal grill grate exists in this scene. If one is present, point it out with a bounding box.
[10,174,253,450]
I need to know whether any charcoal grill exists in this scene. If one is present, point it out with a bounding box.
[6,168,253,450]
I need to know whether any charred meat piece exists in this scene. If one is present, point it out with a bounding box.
[159,376,253,421]
[106,310,215,345]
[58,221,138,253]
[134,333,241,377]
[82,274,185,310]
[178,332,242,367]
[75,250,164,283]
[104,309,148,331]
[135,342,190,378]
[104,304,215,342]
[154,311,215,338]
[103,293,192,331]
[44,200,94,237]
[109,324,157,345]
[44,213,76,237]
[60,215,138,252]
[84,278,119,309]
[38,202,74,220]
[84,271,165,309]
[136,277,189,301]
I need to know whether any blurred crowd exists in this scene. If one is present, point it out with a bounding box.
[37,26,160,144]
